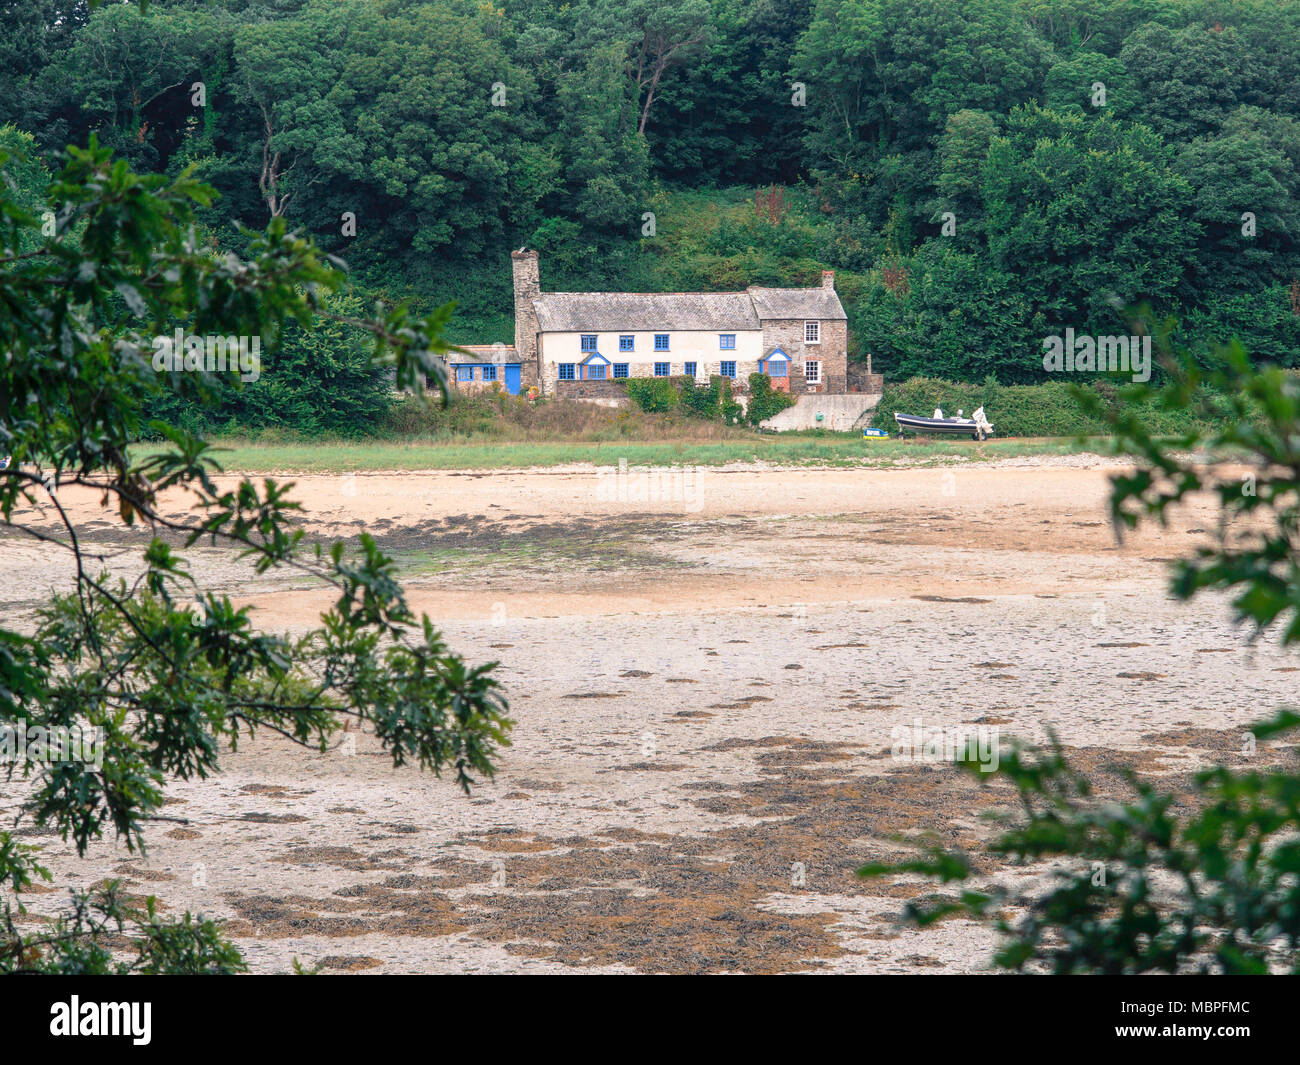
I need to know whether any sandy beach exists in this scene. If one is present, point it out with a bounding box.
[2,458,1293,973]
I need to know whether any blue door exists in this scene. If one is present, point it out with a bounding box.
[504,364,521,395]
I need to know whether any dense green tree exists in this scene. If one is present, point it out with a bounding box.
[1119,21,1251,143]
[536,42,648,271]
[648,0,813,185]
[1042,50,1135,116]
[37,1,233,172]
[231,291,394,434]
[1180,285,1300,367]
[1181,1,1300,117]
[0,127,54,252]
[1014,0,1176,55]
[982,104,1197,327]
[855,242,1046,383]
[235,0,548,258]
[627,0,712,135]
[927,109,998,247]
[0,2,90,133]
[1174,106,1300,297]
[146,291,394,436]
[794,0,1051,171]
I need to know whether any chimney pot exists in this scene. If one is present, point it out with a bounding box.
[821,270,835,289]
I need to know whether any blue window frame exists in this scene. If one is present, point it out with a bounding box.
[588,364,606,380]
[719,334,736,350]
[654,334,669,351]
[684,361,697,377]
[558,364,576,381]
[481,364,497,382]
[654,362,670,377]
[456,365,474,382]
[619,335,634,352]
[613,363,629,379]
[720,361,737,378]
[581,335,597,352]
[762,350,790,378]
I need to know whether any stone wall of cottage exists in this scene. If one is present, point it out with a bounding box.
[552,378,628,399]
[551,369,882,401]
[759,318,849,394]
[846,372,884,394]
[444,343,535,395]
[449,375,504,395]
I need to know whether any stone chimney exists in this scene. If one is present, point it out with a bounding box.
[821,269,835,289]
[511,249,541,374]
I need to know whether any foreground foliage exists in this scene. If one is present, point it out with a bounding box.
[0,136,511,972]
[861,332,1300,973]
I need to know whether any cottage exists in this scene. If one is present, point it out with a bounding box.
[447,250,856,398]
[447,344,520,394]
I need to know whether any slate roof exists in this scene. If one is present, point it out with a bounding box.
[533,292,759,332]
[747,286,847,321]
[531,286,846,333]
[456,344,516,362]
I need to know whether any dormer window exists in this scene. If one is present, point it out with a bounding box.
[804,321,820,344]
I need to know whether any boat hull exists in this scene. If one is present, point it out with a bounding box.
[894,413,993,439]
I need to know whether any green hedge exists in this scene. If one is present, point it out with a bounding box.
[625,377,681,414]
[626,375,746,424]
[869,376,1235,438]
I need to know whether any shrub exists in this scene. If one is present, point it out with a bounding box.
[626,374,746,425]
[745,373,796,426]
[145,290,391,438]
[625,376,680,414]
[679,376,722,419]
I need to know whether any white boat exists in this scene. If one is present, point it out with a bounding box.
[893,406,994,440]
